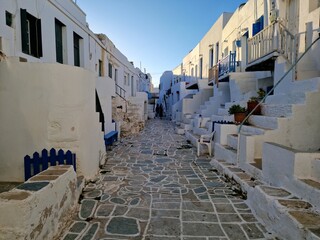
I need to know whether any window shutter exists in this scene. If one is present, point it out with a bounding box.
[36,19,43,57]
[20,9,28,54]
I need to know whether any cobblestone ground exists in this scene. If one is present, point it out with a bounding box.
[62,119,274,240]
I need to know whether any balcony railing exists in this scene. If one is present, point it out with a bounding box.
[208,64,218,84]
[248,21,295,65]
[208,51,237,83]
[219,51,237,77]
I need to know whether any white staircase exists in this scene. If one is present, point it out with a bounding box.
[215,77,320,177]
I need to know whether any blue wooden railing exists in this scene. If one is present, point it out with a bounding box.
[218,51,237,77]
[24,148,76,181]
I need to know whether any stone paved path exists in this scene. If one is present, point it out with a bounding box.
[61,119,275,240]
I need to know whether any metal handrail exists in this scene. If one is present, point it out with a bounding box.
[236,34,320,163]
[115,83,126,101]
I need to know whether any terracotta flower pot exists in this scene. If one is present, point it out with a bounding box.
[234,112,247,124]
[247,101,261,115]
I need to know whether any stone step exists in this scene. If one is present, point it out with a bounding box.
[248,115,279,130]
[211,159,320,240]
[227,134,238,150]
[262,104,293,117]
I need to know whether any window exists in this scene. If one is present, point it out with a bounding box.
[115,69,118,84]
[73,32,82,67]
[127,73,130,86]
[215,42,219,64]
[209,48,214,67]
[199,57,203,79]
[108,63,112,78]
[20,9,42,58]
[131,75,134,96]
[55,19,65,64]
[99,60,103,76]
[6,11,13,27]
[124,75,127,85]
[195,65,198,78]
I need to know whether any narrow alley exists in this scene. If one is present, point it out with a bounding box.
[60,119,274,240]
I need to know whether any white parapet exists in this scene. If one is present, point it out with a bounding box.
[0,165,79,240]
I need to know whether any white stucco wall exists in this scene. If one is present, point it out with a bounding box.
[182,44,200,83]
[96,77,115,133]
[222,0,265,68]
[0,59,105,182]
[199,13,232,80]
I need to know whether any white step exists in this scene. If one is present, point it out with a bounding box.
[262,104,293,117]
[200,105,206,110]
[217,108,229,116]
[289,77,320,93]
[185,130,200,146]
[185,113,192,119]
[239,125,265,135]
[175,127,185,135]
[227,134,238,150]
[180,123,193,131]
[248,115,279,130]
[214,143,237,165]
[193,127,210,136]
[265,92,306,105]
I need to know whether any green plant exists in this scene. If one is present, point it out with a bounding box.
[248,96,259,103]
[228,104,246,115]
[257,88,266,99]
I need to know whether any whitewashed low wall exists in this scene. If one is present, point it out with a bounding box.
[0,59,105,181]
[0,165,80,240]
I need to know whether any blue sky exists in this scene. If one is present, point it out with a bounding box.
[77,0,247,87]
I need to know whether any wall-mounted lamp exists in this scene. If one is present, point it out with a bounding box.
[208,44,213,48]
[223,40,228,43]
[241,27,249,32]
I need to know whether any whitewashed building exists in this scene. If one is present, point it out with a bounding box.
[0,0,149,182]
[160,0,320,238]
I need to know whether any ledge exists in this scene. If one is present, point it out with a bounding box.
[0,165,81,239]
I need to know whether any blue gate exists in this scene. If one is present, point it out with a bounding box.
[24,148,76,181]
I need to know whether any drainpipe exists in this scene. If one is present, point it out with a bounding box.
[264,0,269,28]
[254,0,257,21]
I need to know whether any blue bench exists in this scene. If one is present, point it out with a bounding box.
[104,130,118,148]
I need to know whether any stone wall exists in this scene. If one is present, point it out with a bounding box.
[112,96,145,138]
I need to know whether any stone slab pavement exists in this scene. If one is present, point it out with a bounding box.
[60,119,277,240]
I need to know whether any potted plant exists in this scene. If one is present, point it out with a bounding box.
[247,97,261,115]
[247,89,266,115]
[228,104,247,123]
